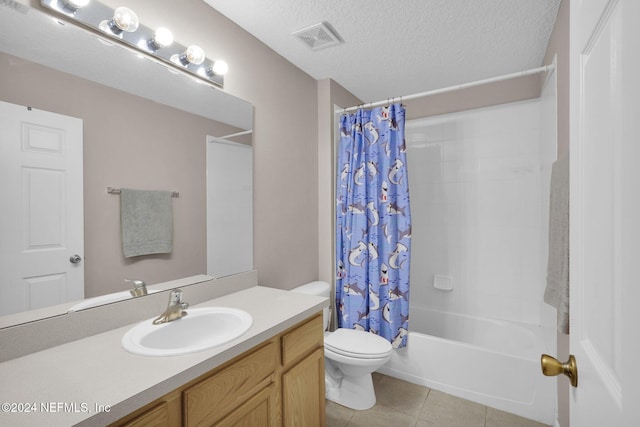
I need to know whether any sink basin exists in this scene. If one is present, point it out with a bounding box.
[122,307,252,356]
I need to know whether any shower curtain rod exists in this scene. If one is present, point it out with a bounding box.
[340,63,555,113]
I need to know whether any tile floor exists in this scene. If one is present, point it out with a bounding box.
[326,373,551,427]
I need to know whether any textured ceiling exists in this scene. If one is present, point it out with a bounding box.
[202,0,561,103]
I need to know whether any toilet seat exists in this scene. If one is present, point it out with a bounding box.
[324,329,392,359]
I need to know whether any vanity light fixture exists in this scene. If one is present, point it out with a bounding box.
[40,0,226,88]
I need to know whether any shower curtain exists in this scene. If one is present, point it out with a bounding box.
[335,103,411,348]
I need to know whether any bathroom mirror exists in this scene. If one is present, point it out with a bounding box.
[0,3,253,326]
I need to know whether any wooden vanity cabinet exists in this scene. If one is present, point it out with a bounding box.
[109,313,325,427]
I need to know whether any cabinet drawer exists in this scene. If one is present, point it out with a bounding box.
[184,342,277,427]
[281,314,323,367]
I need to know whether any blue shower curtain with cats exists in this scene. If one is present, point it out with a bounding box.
[336,103,411,348]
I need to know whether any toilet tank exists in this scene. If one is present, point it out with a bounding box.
[291,281,331,330]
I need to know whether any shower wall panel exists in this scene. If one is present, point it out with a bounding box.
[406,99,546,325]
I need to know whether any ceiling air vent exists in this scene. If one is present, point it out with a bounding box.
[292,22,343,51]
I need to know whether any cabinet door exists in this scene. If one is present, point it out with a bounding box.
[215,384,278,427]
[282,347,325,427]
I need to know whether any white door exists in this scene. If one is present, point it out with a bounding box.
[570,0,640,425]
[0,101,84,316]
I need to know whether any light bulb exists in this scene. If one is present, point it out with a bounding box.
[112,7,139,33]
[99,7,139,35]
[147,27,173,51]
[211,60,228,76]
[181,44,205,65]
[153,27,174,48]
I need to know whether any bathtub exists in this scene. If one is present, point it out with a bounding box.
[377,307,556,425]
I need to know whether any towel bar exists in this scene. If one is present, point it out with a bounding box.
[107,187,179,198]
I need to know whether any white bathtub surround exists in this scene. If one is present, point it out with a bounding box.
[406,99,552,325]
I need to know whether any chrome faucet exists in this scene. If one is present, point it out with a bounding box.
[126,279,148,297]
[153,289,189,325]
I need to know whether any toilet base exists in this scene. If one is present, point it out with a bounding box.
[325,372,376,410]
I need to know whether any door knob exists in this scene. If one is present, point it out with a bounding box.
[541,354,578,387]
[69,254,82,264]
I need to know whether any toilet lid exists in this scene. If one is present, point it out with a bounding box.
[324,328,392,358]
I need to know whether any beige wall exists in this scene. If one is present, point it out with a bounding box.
[542,1,570,426]
[0,51,239,297]
[404,74,541,119]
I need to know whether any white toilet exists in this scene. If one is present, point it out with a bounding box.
[291,281,392,410]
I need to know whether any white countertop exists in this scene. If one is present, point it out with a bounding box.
[0,286,327,427]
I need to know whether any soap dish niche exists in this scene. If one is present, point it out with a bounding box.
[433,275,453,291]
